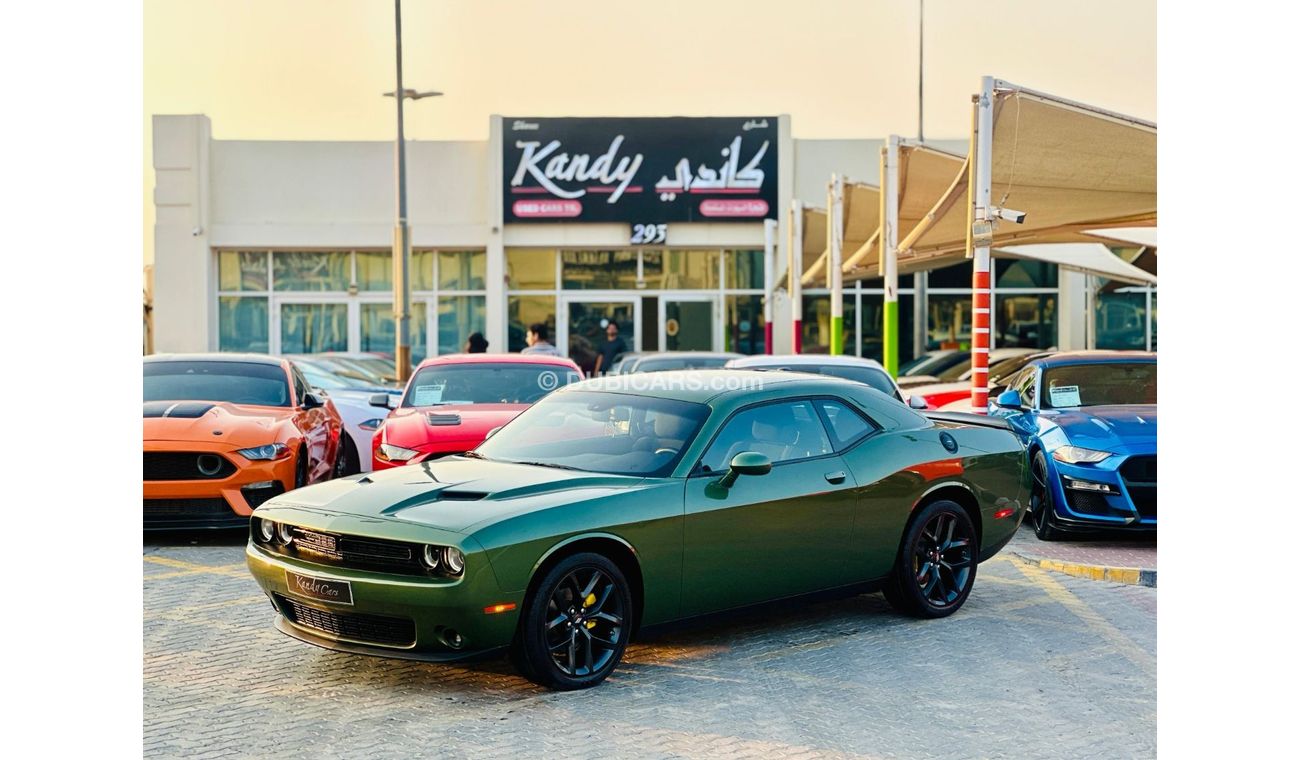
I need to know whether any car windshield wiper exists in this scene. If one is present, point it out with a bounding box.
[508,460,585,471]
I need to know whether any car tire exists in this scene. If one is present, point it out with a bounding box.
[516,552,632,690]
[334,434,360,478]
[883,499,978,619]
[1031,450,1065,541]
[294,447,309,490]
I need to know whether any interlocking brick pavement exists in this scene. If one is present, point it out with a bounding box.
[144,531,1155,759]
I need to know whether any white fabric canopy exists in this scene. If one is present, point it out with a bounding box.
[996,243,1156,285]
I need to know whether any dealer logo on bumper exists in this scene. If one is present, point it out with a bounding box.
[286,570,353,606]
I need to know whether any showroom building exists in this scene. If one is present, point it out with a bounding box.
[150,114,1154,371]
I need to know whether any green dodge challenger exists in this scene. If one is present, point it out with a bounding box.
[246,370,1029,689]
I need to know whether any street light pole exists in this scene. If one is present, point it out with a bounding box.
[387,0,441,383]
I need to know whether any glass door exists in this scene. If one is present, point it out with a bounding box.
[276,301,349,355]
[560,297,639,376]
[359,300,429,365]
[661,295,717,351]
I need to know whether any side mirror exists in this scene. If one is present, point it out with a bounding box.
[301,392,325,410]
[484,425,503,439]
[715,451,772,489]
[994,389,1024,410]
[369,393,396,409]
[907,395,929,410]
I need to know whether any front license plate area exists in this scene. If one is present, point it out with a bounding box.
[285,570,353,606]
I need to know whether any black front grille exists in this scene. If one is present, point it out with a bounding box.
[241,482,286,509]
[259,527,427,576]
[1063,490,1114,517]
[1120,456,1157,520]
[144,452,236,481]
[143,497,244,528]
[275,594,416,647]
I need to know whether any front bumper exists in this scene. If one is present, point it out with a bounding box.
[245,539,522,662]
[144,442,296,528]
[1048,451,1156,530]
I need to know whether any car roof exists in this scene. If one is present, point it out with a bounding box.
[1032,350,1156,367]
[727,354,887,370]
[415,352,581,370]
[145,353,286,368]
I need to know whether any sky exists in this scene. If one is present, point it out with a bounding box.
[143,0,1155,263]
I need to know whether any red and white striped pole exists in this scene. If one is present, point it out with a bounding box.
[970,76,995,412]
[789,199,804,353]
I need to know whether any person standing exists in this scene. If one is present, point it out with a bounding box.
[464,332,489,353]
[593,321,628,375]
[521,323,562,356]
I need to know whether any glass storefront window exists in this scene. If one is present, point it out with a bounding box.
[995,259,1058,288]
[438,296,487,355]
[273,252,351,291]
[412,251,436,292]
[507,249,558,290]
[927,261,972,289]
[438,251,486,291]
[801,294,856,355]
[561,250,639,290]
[858,294,916,366]
[279,303,348,354]
[996,293,1057,349]
[360,302,428,365]
[926,293,972,351]
[726,250,764,289]
[508,295,556,353]
[218,251,268,292]
[355,251,392,292]
[1150,292,1157,350]
[1095,288,1148,350]
[642,249,720,289]
[725,294,765,354]
[218,296,269,353]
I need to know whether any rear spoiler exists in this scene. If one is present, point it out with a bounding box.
[923,411,1011,430]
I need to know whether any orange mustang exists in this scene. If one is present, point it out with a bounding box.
[144,354,346,529]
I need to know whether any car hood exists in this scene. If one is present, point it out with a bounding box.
[142,400,293,446]
[1046,405,1157,451]
[259,456,652,534]
[381,404,527,449]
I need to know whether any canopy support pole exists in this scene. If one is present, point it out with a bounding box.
[970,76,995,411]
[829,174,845,355]
[763,218,777,354]
[882,136,900,376]
[788,200,803,353]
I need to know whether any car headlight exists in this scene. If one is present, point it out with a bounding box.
[236,443,290,461]
[421,544,441,570]
[275,522,295,545]
[1051,445,1112,464]
[255,518,275,543]
[377,443,421,462]
[420,544,464,576]
[442,547,465,575]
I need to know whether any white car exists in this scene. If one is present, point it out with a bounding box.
[291,359,399,473]
[724,354,926,409]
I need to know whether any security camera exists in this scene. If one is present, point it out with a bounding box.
[191,226,204,236]
[993,207,1026,225]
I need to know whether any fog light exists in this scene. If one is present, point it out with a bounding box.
[245,480,277,490]
[1063,478,1116,494]
[443,547,465,575]
[256,518,275,542]
[446,629,464,648]
[276,522,295,545]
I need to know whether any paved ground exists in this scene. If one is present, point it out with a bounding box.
[145,531,1155,760]
[1007,523,1156,570]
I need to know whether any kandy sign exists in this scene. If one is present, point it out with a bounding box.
[504,117,778,224]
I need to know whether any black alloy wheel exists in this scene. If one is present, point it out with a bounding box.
[884,499,978,618]
[1031,450,1063,541]
[516,552,631,690]
[333,434,360,478]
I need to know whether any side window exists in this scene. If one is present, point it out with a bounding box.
[697,400,833,473]
[1018,368,1038,407]
[290,366,309,405]
[815,399,878,451]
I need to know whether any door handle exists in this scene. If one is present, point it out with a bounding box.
[824,471,846,484]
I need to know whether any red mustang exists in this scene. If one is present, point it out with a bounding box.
[370,353,584,470]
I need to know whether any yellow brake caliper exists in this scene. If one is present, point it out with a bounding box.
[584,593,598,628]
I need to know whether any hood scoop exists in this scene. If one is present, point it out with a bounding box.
[143,401,217,419]
[439,490,487,501]
[426,412,462,426]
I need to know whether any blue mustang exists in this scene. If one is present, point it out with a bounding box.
[990,352,1156,540]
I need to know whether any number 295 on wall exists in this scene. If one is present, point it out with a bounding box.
[631,223,668,244]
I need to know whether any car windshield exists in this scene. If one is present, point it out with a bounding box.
[748,364,900,401]
[402,363,582,407]
[474,390,710,476]
[1041,362,1157,408]
[144,361,291,407]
